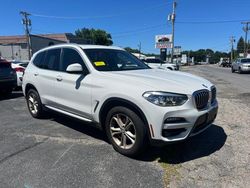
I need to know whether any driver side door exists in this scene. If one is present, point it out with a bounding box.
[52,47,92,119]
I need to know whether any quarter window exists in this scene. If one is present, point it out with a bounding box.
[33,51,46,68]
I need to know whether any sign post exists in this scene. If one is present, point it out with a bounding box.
[155,35,172,62]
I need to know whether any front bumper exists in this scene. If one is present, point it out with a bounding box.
[147,100,218,143]
[240,66,250,72]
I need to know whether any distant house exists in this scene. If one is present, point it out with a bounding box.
[0,33,91,61]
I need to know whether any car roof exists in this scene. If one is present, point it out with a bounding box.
[37,43,124,52]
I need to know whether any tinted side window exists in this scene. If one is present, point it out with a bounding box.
[61,48,88,72]
[33,51,46,68]
[43,49,61,71]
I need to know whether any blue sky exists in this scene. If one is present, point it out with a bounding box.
[1,0,250,53]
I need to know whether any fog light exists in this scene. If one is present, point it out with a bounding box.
[164,117,186,124]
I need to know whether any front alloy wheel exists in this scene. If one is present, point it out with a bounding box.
[105,106,148,157]
[110,114,136,149]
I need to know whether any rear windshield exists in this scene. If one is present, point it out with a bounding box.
[0,62,11,68]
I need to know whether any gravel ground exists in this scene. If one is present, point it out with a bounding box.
[170,65,250,188]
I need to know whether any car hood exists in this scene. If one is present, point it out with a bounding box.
[101,69,213,94]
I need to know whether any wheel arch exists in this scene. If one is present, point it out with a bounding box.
[99,97,149,134]
[25,83,38,96]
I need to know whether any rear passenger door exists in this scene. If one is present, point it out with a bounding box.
[52,47,92,119]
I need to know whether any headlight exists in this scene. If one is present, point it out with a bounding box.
[142,91,188,107]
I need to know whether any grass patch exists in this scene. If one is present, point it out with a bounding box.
[158,160,181,188]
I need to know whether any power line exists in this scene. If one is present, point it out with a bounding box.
[176,19,250,24]
[32,23,167,38]
[30,2,172,20]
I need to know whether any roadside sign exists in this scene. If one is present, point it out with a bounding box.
[155,35,172,49]
[174,46,182,55]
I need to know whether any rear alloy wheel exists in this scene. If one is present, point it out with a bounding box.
[231,67,235,73]
[105,106,148,157]
[26,89,44,118]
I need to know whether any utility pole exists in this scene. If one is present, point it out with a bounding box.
[241,21,250,57]
[230,36,235,62]
[20,11,32,60]
[138,41,141,59]
[170,1,177,64]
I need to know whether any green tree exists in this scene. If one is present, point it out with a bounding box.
[237,36,245,54]
[75,28,113,46]
[124,47,140,53]
[183,49,229,64]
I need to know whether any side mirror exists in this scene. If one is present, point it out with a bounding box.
[66,63,83,74]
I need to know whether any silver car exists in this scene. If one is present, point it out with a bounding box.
[232,58,250,73]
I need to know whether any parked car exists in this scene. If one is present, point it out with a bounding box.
[232,58,250,73]
[219,58,231,67]
[144,58,178,70]
[22,44,218,157]
[0,59,17,95]
[11,60,29,87]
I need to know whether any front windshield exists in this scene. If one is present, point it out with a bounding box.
[83,48,149,71]
[241,58,250,63]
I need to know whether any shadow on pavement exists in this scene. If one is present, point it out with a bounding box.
[139,124,227,164]
[0,91,24,101]
[49,112,108,143]
[42,111,227,163]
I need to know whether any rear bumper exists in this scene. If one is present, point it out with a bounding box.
[0,78,17,90]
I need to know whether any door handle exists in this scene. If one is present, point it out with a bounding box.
[34,73,39,76]
[56,76,63,82]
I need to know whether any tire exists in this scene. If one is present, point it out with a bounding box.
[231,67,235,73]
[105,106,148,157]
[238,68,242,74]
[26,89,44,118]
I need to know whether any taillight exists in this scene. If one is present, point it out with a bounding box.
[15,67,25,72]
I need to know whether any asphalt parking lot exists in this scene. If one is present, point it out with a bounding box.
[0,65,249,188]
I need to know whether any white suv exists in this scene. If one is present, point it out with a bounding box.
[22,44,218,157]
